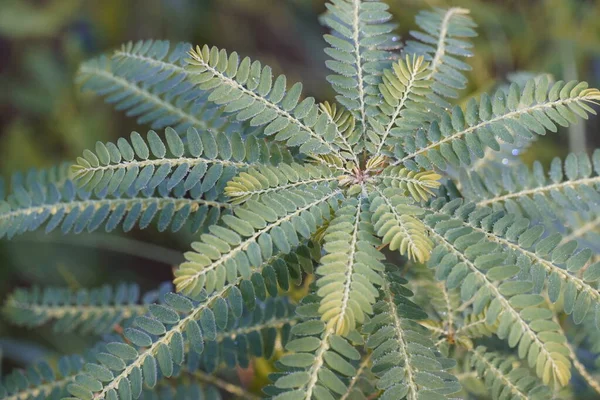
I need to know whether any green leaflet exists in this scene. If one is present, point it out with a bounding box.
[2,283,168,335]
[321,0,399,130]
[463,150,600,221]
[268,294,364,400]
[424,198,573,387]
[174,185,341,296]
[363,270,460,400]
[405,8,477,109]
[316,197,385,335]
[0,175,227,238]
[395,79,600,171]
[71,127,289,197]
[469,346,553,400]
[0,355,83,400]
[186,45,342,157]
[77,40,237,134]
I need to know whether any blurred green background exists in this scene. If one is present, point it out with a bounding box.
[1,0,600,385]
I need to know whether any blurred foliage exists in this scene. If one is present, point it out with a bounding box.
[1,0,600,397]
[0,0,80,39]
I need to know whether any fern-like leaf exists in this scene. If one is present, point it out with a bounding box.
[67,258,313,399]
[465,151,600,221]
[191,297,298,372]
[225,163,338,205]
[5,6,600,400]
[3,283,169,335]
[0,355,83,400]
[405,8,476,109]
[0,176,226,238]
[320,101,361,163]
[321,0,399,133]
[369,186,433,263]
[316,197,385,335]
[71,127,288,197]
[186,45,342,156]
[174,185,341,296]
[375,165,441,202]
[364,270,460,400]
[66,259,305,400]
[426,199,600,326]
[368,54,432,155]
[78,40,240,134]
[268,294,363,400]
[395,79,600,170]
[424,199,572,387]
[471,209,598,325]
[469,346,553,400]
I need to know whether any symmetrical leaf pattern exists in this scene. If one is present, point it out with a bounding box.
[2,3,600,400]
[72,127,289,197]
[395,79,600,171]
[224,163,338,204]
[78,40,235,133]
[322,0,399,132]
[316,197,385,335]
[405,8,477,109]
[186,45,342,156]
[368,54,432,155]
[375,165,441,202]
[424,199,573,387]
[0,173,227,238]
[65,249,319,400]
[174,185,341,296]
[0,355,84,400]
[463,150,600,221]
[469,346,553,400]
[369,186,433,263]
[268,294,365,400]
[3,283,170,335]
[364,270,460,400]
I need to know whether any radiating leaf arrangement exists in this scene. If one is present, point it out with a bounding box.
[2,1,600,399]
